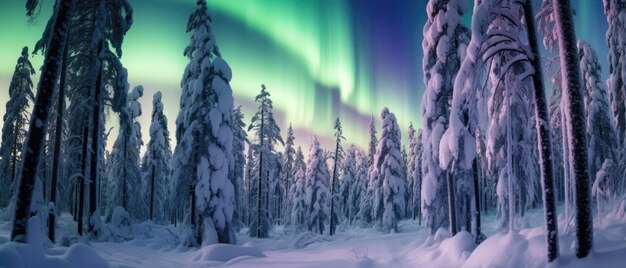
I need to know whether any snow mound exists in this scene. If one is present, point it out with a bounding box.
[189,243,265,263]
[295,231,329,249]
[0,242,108,268]
[463,231,536,268]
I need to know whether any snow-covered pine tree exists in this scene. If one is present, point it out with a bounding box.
[604,0,626,149]
[578,41,618,208]
[352,150,369,226]
[407,124,423,221]
[551,0,594,258]
[171,0,236,245]
[10,0,75,243]
[248,84,283,238]
[367,117,378,165]
[0,47,34,207]
[421,0,469,235]
[339,145,357,224]
[401,145,409,218]
[106,86,146,221]
[243,146,255,226]
[370,108,406,233]
[289,162,307,232]
[305,136,331,235]
[329,118,344,235]
[281,124,296,223]
[231,106,248,230]
[144,91,172,223]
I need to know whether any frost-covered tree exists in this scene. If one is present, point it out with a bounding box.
[578,41,618,208]
[281,124,296,222]
[0,47,34,207]
[579,41,617,177]
[106,86,146,221]
[248,84,283,238]
[552,0,594,258]
[305,136,331,234]
[231,106,248,230]
[339,145,357,224]
[10,0,74,243]
[243,146,255,226]
[368,117,378,165]
[171,0,236,245]
[421,0,469,235]
[604,0,626,148]
[407,124,423,221]
[289,163,307,232]
[144,91,172,223]
[329,118,344,235]
[352,150,369,226]
[370,108,406,233]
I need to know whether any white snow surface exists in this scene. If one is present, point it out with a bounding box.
[2,203,626,267]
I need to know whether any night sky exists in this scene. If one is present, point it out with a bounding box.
[0,0,609,153]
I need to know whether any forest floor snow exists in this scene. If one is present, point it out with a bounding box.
[1,202,626,267]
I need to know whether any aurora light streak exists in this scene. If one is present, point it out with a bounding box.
[0,0,611,152]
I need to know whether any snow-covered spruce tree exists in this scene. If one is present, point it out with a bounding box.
[552,0,594,258]
[578,41,618,209]
[407,124,423,221]
[170,0,236,245]
[281,124,296,223]
[0,47,34,207]
[289,162,307,232]
[243,146,255,226]
[106,86,146,221]
[144,91,172,223]
[401,145,409,218]
[305,136,331,234]
[421,0,469,235]
[368,117,378,165]
[248,84,283,238]
[230,106,248,230]
[10,0,75,243]
[329,118,344,235]
[481,0,537,232]
[604,0,626,149]
[352,150,369,226]
[370,108,406,233]
[339,145,357,224]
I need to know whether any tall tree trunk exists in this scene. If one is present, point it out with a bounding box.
[447,172,457,236]
[552,0,593,258]
[256,105,264,238]
[48,31,69,243]
[329,141,339,236]
[150,164,155,221]
[87,41,104,236]
[78,125,88,236]
[10,0,75,243]
[472,158,482,243]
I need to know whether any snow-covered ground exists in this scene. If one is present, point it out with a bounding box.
[1,202,626,268]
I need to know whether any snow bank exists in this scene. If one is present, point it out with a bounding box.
[0,242,108,268]
[188,243,265,263]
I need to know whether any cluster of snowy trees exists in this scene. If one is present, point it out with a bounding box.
[2,0,626,264]
[419,0,626,262]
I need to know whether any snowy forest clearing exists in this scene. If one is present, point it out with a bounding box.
[2,203,626,267]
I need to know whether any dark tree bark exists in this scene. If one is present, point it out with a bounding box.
[87,41,104,236]
[150,164,155,221]
[472,159,482,243]
[329,140,340,236]
[523,0,560,261]
[48,31,69,243]
[255,105,264,238]
[77,124,88,236]
[552,0,593,258]
[11,0,75,243]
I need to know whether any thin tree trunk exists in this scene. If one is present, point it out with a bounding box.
[87,41,104,236]
[447,172,457,236]
[552,0,593,258]
[472,158,482,243]
[256,105,264,238]
[48,31,69,243]
[329,141,339,236]
[78,125,88,236]
[150,164,155,221]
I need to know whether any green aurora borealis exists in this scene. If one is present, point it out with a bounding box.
[0,0,610,153]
